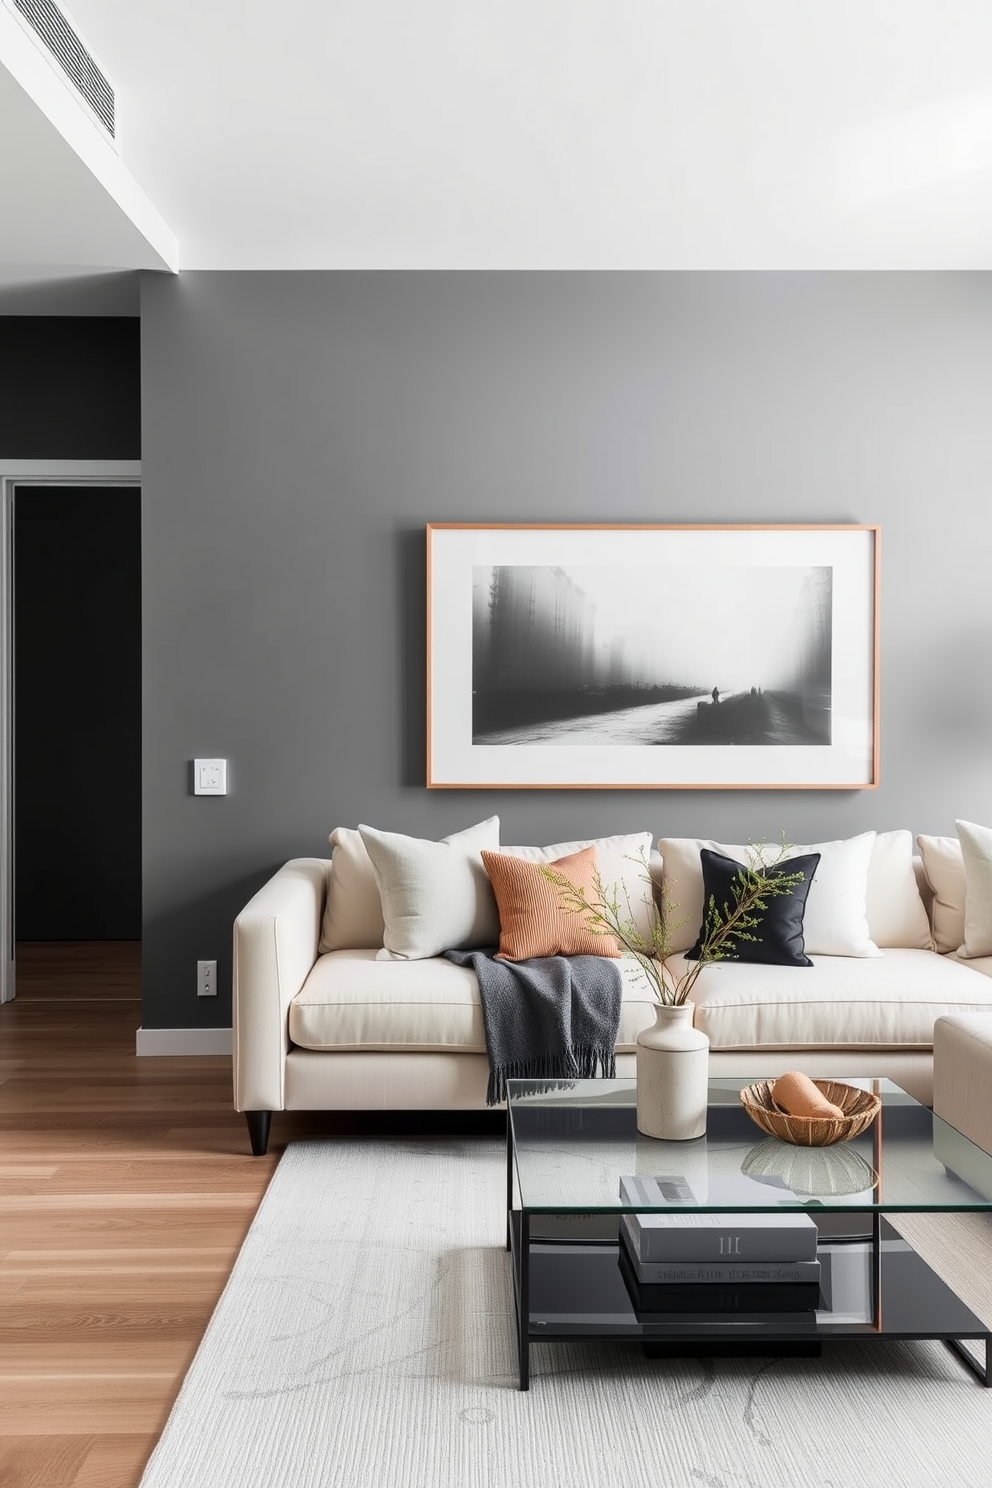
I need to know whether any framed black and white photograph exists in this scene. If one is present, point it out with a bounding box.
[426,524,879,790]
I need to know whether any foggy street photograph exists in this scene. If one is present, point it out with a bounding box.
[472,564,833,748]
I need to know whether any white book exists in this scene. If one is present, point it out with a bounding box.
[619,1174,818,1262]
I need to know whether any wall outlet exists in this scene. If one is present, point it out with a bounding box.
[193,759,227,795]
[197,959,218,997]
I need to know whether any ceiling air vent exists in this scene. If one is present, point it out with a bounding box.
[6,0,115,140]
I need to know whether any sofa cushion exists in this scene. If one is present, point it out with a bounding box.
[320,826,656,955]
[671,948,992,1050]
[500,833,658,944]
[360,817,500,961]
[866,830,934,950]
[289,950,656,1053]
[917,834,966,955]
[686,849,820,967]
[955,819,992,960]
[658,833,879,957]
[319,827,385,952]
[948,951,992,979]
[482,846,622,961]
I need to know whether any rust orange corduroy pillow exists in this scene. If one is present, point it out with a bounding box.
[480,846,622,961]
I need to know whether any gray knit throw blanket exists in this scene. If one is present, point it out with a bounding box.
[442,948,622,1105]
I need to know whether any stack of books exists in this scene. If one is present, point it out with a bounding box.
[618,1174,821,1322]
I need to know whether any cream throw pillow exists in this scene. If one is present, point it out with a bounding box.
[361,817,501,962]
[865,829,934,951]
[955,820,992,959]
[657,832,879,957]
[319,826,386,953]
[917,834,967,955]
[500,832,658,945]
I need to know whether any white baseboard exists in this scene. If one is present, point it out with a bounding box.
[136,1026,233,1056]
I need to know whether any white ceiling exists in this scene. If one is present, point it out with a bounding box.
[5,0,992,285]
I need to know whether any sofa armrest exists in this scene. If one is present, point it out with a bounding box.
[933,1013,992,1156]
[233,857,330,1112]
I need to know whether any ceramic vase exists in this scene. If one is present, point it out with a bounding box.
[635,1001,710,1140]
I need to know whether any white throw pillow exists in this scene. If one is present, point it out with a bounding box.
[319,826,386,952]
[500,832,659,945]
[361,817,501,961]
[656,832,880,957]
[865,830,934,950]
[955,820,992,959]
[917,834,967,955]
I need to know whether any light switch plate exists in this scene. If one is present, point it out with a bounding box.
[193,758,227,795]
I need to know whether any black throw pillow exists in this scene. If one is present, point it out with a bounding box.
[685,848,820,968]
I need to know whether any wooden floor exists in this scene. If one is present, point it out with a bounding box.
[0,944,307,1488]
[0,942,501,1488]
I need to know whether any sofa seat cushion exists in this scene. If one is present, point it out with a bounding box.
[667,948,992,1050]
[948,951,992,979]
[289,950,656,1053]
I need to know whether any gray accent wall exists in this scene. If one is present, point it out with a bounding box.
[140,270,992,1029]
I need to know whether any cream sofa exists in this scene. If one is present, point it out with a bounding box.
[233,827,992,1154]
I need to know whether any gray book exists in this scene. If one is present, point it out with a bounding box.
[620,1216,821,1283]
[530,1212,619,1243]
[619,1175,818,1262]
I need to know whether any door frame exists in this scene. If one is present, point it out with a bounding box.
[0,461,141,1003]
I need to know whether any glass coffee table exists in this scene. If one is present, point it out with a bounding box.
[505,1076,992,1391]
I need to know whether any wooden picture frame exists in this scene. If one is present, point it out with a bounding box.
[427,523,879,790]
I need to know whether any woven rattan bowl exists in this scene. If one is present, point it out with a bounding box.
[739,1079,881,1146]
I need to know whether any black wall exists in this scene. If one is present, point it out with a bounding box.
[0,317,140,459]
[0,314,142,942]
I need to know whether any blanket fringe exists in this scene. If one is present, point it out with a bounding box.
[487,1046,617,1106]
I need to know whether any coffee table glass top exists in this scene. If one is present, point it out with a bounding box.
[506,1077,992,1214]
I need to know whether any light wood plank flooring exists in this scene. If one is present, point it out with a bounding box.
[1,943,499,1488]
[0,944,310,1488]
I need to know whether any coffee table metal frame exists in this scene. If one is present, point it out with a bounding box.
[505,1077,992,1391]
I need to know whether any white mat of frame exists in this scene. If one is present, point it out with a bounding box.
[138,1138,992,1488]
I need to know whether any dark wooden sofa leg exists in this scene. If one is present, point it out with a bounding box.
[246,1111,272,1156]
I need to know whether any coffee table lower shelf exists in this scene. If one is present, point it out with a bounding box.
[507,1213,990,1391]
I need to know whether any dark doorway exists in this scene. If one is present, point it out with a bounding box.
[13,485,141,940]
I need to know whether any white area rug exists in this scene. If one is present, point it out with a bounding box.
[139,1139,992,1488]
